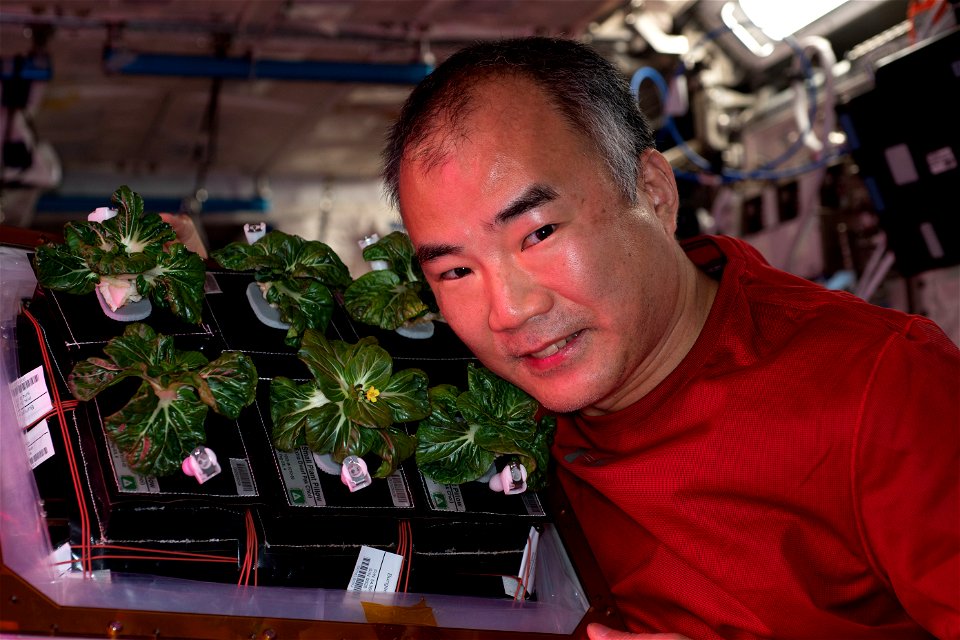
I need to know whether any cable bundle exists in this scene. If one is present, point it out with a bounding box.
[396,519,412,592]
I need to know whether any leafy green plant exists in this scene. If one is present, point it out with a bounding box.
[343,231,441,331]
[68,323,258,477]
[34,186,207,324]
[211,230,352,346]
[415,364,556,490]
[270,329,430,478]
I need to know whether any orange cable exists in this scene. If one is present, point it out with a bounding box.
[53,555,236,566]
[90,543,237,561]
[514,529,536,601]
[23,306,92,575]
[22,403,78,432]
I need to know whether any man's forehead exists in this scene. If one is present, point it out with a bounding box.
[403,74,546,167]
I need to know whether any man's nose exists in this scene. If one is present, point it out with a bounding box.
[486,264,551,333]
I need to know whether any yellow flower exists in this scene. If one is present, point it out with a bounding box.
[365,386,381,403]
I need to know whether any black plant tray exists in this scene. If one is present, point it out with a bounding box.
[19,265,555,598]
[243,382,417,516]
[203,269,477,384]
[33,284,221,362]
[409,467,550,524]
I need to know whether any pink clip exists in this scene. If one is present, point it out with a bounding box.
[340,455,372,492]
[488,460,527,495]
[182,446,221,484]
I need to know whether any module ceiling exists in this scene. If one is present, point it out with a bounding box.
[0,0,630,185]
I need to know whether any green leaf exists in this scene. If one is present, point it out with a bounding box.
[458,365,539,439]
[32,186,206,325]
[195,351,259,419]
[211,230,354,345]
[306,404,362,460]
[212,230,352,288]
[369,427,417,478]
[34,243,100,295]
[270,331,427,473]
[287,237,353,289]
[343,270,429,330]
[344,231,439,330]
[141,243,207,324]
[379,368,430,422]
[265,277,335,347]
[64,220,114,254]
[269,377,323,450]
[416,412,496,485]
[103,323,167,368]
[67,323,258,477]
[360,231,423,284]
[297,330,355,398]
[269,376,361,459]
[415,365,555,486]
[108,186,175,256]
[104,381,208,476]
[68,357,139,401]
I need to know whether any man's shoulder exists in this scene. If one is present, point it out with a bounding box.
[690,235,933,348]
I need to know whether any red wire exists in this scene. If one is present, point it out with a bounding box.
[237,533,250,587]
[90,543,236,561]
[397,519,412,593]
[22,401,80,432]
[513,529,536,601]
[396,521,404,591]
[238,509,258,587]
[23,307,264,585]
[53,555,236,565]
[23,306,92,576]
[245,509,258,587]
[22,403,80,434]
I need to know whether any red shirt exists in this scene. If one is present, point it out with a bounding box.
[553,236,959,639]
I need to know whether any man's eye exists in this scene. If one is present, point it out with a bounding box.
[522,224,557,250]
[439,266,472,281]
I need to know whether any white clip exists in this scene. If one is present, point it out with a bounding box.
[181,446,221,484]
[88,207,118,223]
[243,222,267,245]
[488,460,527,495]
[340,455,372,492]
[358,234,389,271]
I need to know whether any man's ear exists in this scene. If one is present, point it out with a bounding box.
[638,148,679,235]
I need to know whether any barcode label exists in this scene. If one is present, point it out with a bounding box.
[25,420,55,469]
[352,557,371,592]
[348,546,402,593]
[229,458,257,496]
[521,491,545,517]
[386,472,412,508]
[9,366,53,428]
[12,371,40,396]
[30,446,50,465]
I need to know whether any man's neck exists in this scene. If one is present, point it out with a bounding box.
[581,248,719,416]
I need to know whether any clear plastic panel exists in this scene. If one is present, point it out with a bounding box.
[0,246,588,635]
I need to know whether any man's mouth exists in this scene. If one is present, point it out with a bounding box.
[527,331,582,359]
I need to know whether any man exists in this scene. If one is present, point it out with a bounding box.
[383,37,959,639]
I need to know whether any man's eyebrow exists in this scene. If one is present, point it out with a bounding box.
[492,184,559,227]
[414,184,558,266]
[416,242,460,265]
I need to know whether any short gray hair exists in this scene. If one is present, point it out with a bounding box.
[381,37,655,211]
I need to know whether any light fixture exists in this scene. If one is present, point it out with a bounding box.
[738,0,851,41]
[721,2,774,57]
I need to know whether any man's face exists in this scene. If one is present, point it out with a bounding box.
[399,77,683,414]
